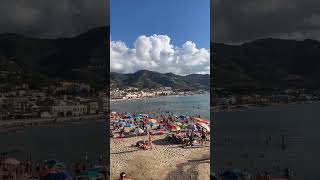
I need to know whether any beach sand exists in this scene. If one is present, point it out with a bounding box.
[110,134,210,180]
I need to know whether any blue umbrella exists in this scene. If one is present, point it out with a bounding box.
[187,124,197,130]
[126,123,135,127]
[48,171,72,180]
[149,122,157,126]
[45,160,60,169]
[118,121,126,126]
[57,171,72,180]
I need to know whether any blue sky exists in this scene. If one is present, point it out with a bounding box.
[110,0,210,48]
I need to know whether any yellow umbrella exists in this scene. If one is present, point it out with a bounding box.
[148,118,157,123]
[193,117,205,123]
[196,122,210,132]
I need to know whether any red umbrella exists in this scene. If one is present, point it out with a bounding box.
[166,124,181,131]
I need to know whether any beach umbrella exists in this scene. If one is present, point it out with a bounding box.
[134,128,144,134]
[52,162,65,169]
[187,124,197,130]
[78,168,100,179]
[166,124,180,131]
[175,122,182,126]
[51,171,72,180]
[148,118,157,123]
[48,171,72,180]
[45,160,63,169]
[158,129,167,134]
[118,121,126,127]
[4,158,20,165]
[180,124,188,129]
[193,117,209,124]
[193,117,206,123]
[126,123,135,127]
[196,122,210,132]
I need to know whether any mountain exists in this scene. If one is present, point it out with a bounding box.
[0,26,109,90]
[212,38,320,89]
[110,70,210,90]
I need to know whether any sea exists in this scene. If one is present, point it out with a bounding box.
[0,119,106,166]
[110,94,210,120]
[213,102,320,180]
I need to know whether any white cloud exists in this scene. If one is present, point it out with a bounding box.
[111,34,210,75]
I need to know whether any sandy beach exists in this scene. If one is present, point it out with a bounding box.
[110,134,210,180]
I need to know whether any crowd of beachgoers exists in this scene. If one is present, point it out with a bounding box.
[0,154,107,180]
[110,111,210,145]
[110,111,211,180]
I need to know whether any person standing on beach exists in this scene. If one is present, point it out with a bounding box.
[201,129,207,146]
[120,126,125,137]
[35,163,40,178]
[142,121,145,132]
[148,132,153,149]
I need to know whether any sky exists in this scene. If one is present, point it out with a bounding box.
[212,0,320,44]
[110,0,210,75]
[0,0,108,38]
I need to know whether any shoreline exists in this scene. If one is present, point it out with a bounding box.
[211,100,320,112]
[0,114,105,130]
[110,93,209,102]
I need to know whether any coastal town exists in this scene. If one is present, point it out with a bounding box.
[0,81,108,123]
[110,86,208,100]
[212,88,320,111]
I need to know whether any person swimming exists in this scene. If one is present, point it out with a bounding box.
[281,135,286,151]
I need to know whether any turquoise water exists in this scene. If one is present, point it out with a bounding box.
[111,95,210,120]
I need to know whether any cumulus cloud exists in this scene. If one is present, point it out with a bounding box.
[111,34,210,75]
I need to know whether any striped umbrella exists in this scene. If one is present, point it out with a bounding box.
[196,122,210,132]
[194,118,209,124]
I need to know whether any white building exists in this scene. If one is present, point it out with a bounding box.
[51,104,87,117]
